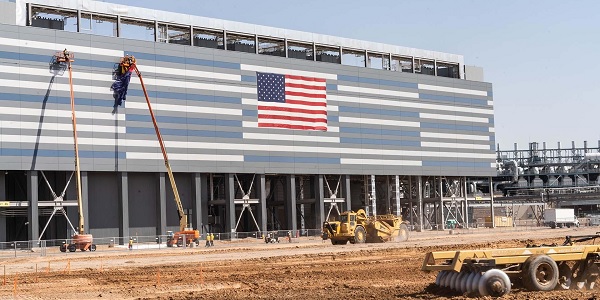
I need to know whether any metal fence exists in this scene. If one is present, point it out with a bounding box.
[0,224,570,260]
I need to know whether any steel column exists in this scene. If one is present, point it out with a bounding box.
[225,173,235,233]
[315,175,325,229]
[81,171,89,233]
[286,175,297,232]
[119,172,129,243]
[418,176,423,231]
[490,176,495,228]
[157,172,167,235]
[27,171,39,241]
[259,174,267,232]
[463,176,468,229]
[344,175,351,212]
[439,176,444,230]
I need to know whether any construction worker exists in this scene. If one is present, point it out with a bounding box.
[205,233,210,247]
[128,238,133,250]
[210,233,215,247]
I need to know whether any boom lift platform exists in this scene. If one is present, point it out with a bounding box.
[46,50,95,252]
[118,55,199,247]
[422,234,600,297]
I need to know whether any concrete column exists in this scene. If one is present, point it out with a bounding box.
[344,175,351,212]
[259,174,267,232]
[119,172,129,243]
[464,177,469,229]
[81,171,89,233]
[409,176,414,225]
[417,176,423,231]
[192,173,206,233]
[490,176,495,228]
[225,173,235,233]
[286,175,297,232]
[157,172,166,235]
[394,175,401,216]
[314,175,324,229]
[439,176,444,230]
[27,171,39,241]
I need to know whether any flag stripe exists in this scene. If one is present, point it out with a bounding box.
[258,123,328,131]
[257,114,328,123]
[258,105,327,115]
[285,91,327,99]
[285,74,326,83]
[285,82,326,90]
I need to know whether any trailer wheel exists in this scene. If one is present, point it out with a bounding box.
[478,269,511,297]
[556,262,572,289]
[523,254,559,291]
[354,226,366,244]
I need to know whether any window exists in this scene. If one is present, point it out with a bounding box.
[226,33,255,53]
[415,58,435,75]
[30,6,77,32]
[193,28,224,49]
[258,37,285,57]
[316,45,340,64]
[341,49,365,67]
[287,41,313,60]
[80,13,117,37]
[437,62,460,78]
[120,18,155,41]
[367,52,389,70]
[156,24,191,44]
[391,56,413,73]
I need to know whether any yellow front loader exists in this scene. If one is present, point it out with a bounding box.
[323,209,409,245]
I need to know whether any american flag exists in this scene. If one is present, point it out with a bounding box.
[256,72,327,131]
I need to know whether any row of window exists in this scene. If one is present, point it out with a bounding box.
[28,5,460,78]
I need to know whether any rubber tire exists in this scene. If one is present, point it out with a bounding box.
[397,223,409,242]
[67,244,76,252]
[90,244,97,252]
[522,254,559,291]
[59,244,67,253]
[556,262,572,290]
[354,226,366,244]
[478,269,511,297]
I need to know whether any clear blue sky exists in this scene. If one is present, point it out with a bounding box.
[108,0,600,151]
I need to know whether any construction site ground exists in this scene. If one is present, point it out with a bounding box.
[2,227,600,299]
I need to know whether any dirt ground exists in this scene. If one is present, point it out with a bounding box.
[1,227,600,299]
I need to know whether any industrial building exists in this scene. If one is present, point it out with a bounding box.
[0,0,496,243]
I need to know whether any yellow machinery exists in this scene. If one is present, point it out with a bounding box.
[323,209,409,245]
[422,234,600,297]
[118,56,199,247]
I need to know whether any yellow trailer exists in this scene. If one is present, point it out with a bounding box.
[422,234,600,297]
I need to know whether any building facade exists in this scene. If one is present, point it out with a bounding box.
[0,0,495,242]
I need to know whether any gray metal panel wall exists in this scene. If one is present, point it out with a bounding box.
[0,23,495,176]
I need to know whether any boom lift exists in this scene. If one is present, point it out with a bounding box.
[46,50,95,252]
[118,56,199,247]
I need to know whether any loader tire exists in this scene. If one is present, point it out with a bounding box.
[354,226,366,244]
[522,254,559,291]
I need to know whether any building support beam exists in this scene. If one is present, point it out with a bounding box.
[439,176,444,230]
[314,175,324,229]
[418,176,423,231]
[225,173,236,234]
[344,175,351,212]
[192,173,206,234]
[27,171,39,241]
[258,174,267,232]
[119,172,129,243]
[81,171,89,234]
[490,176,495,228]
[0,172,6,242]
[157,172,167,235]
[286,175,297,232]
[464,176,469,229]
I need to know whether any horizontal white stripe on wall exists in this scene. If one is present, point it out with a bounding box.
[0,106,124,121]
[419,113,490,124]
[327,94,493,115]
[243,132,340,143]
[489,127,495,133]
[6,134,496,159]
[0,78,111,94]
[0,120,125,134]
[138,77,255,94]
[136,65,242,82]
[338,116,420,128]
[421,141,491,150]
[337,85,419,99]
[340,158,422,166]
[241,64,338,80]
[420,132,490,141]
[418,84,488,97]
[0,37,124,57]
[126,152,245,161]
[125,101,242,116]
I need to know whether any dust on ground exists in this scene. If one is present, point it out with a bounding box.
[1,227,599,299]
